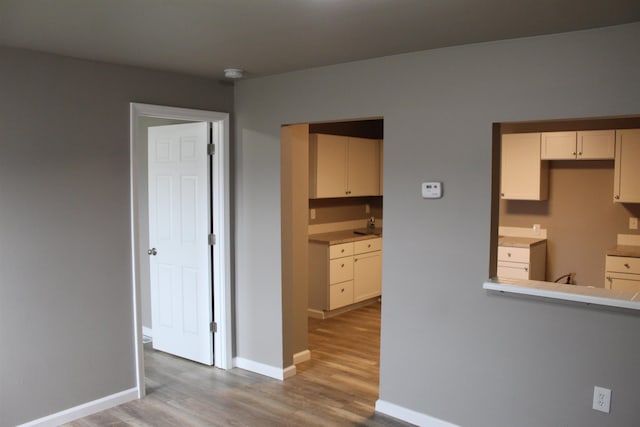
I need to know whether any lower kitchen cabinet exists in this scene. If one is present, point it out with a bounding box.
[354,239,382,302]
[309,237,382,316]
[605,255,640,292]
[496,237,547,281]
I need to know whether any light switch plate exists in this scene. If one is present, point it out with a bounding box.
[422,182,442,199]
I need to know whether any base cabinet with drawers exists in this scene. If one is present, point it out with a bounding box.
[605,255,640,292]
[496,238,547,281]
[309,237,382,315]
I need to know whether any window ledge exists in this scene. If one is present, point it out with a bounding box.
[483,278,640,311]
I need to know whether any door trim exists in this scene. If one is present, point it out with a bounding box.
[129,103,232,398]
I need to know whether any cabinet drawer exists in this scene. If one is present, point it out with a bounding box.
[329,281,354,310]
[497,246,530,263]
[497,262,529,280]
[329,256,353,284]
[330,242,354,259]
[606,256,640,274]
[354,238,382,254]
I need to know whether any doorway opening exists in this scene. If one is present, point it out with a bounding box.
[129,103,232,398]
[281,117,383,389]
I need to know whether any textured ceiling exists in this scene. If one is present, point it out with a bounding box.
[1,0,639,80]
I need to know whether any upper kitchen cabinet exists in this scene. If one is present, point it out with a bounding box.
[309,133,381,198]
[501,133,549,200]
[540,130,615,160]
[614,128,640,203]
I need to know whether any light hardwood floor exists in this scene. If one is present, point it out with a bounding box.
[66,302,410,426]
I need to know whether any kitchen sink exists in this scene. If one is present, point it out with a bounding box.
[353,228,382,236]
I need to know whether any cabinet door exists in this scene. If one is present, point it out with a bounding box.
[353,251,382,302]
[501,133,548,200]
[577,130,615,160]
[310,134,348,198]
[614,129,640,203]
[348,137,381,196]
[541,131,577,160]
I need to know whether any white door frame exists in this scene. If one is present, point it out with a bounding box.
[129,102,232,398]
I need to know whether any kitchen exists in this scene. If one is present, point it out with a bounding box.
[305,120,384,319]
[495,116,640,292]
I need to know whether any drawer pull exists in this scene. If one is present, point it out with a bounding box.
[341,288,345,293]
[524,267,528,272]
[341,264,344,268]
[507,253,511,258]
[368,244,371,248]
[625,263,631,269]
[341,249,345,253]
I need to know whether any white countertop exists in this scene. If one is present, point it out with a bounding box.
[498,235,546,248]
[484,278,640,311]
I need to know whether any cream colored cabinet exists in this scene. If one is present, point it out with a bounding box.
[614,129,640,203]
[541,131,577,160]
[500,133,548,200]
[605,255,640,292]
[541,130,615,160]
[353,238,382,302]
[309,237,382,315]
[309,133,381,198]
[496,240,546,281]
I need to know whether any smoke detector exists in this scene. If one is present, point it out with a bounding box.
[224,68,244,79]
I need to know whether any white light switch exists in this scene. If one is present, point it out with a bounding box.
[422,182,442,199]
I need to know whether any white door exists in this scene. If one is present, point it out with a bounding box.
[148,122,213,365]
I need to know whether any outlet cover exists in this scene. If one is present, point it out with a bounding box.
[630,217,638,230]
[593,386,611,413]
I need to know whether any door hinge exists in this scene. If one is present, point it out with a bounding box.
[210,322,217,333]
[207,143,215,155]
[208,233,216,245]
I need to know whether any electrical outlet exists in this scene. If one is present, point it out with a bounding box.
[365,204,370,214]
[630,217,638,230]
[593,386,611,413]
[310,209,316,220]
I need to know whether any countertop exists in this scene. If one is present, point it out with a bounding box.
[607,245,640,258]
[498,236,546,248]
[309,229,382,244]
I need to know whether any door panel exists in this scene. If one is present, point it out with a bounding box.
[148,122,213,365]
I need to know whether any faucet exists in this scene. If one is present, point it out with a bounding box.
[368,217,375,229]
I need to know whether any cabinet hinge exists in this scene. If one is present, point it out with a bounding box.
[208,234,216,245]
[207,143,215,156]
[210,322,217,333]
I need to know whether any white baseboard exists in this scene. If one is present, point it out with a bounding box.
[293,349,311,364]
[307,308,325,319]
[233,357,296,380]
[283,364,297,379]
[142,326,153,338]
[17,387,138,427]
[375,399,459,427]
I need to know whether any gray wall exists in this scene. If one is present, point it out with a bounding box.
[234,23,640,426]
[0,46,233,426]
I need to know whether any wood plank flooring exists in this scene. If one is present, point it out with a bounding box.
[66,302,410,426]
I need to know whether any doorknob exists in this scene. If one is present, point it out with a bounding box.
[147,248,158,256]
